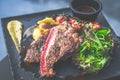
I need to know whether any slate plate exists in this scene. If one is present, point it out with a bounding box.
[1,8,120,80]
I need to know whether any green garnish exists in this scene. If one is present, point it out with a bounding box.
[74,29,114,73]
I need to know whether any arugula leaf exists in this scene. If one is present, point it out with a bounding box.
[96,29,111,37]
[73,29,113,73]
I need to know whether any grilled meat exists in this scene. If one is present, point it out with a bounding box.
[40,27,83,77]
[25,35,47,63]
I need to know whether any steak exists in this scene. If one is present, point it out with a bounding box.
[25,35,47,63]
[40,27,83,77]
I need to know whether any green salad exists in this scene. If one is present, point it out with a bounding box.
[73,23,114,74]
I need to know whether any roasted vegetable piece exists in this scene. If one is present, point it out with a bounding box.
[33,18,55,40]
[7,20,23,53]
[37,17,55,25]
[32,27,41,40]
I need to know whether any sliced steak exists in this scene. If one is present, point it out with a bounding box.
[40,27,83,77]
[25,35,47,63]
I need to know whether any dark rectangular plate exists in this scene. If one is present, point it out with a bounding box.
[1,8,120,80]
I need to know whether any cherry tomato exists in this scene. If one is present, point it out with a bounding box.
[55,16,63,23]
[69,19,77,24]
[73,24,83,31]
[55,15,68,23]
[92,22,101,30]
[73,24,78,30]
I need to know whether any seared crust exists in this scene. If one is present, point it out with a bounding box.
[40,27,83,76]
[25,35,47,63]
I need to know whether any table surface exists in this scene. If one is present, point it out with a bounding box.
[0,0,120,80]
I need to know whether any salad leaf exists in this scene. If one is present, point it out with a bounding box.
[73,29,113,73]
[96,29,111,37]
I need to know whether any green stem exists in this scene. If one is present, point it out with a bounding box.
[90,32,104,50]
[79,46,88,57]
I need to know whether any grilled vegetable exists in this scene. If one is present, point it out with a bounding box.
[37,17,55,25]
[7,20,23,53]
[33,18,55,40]
[33,27,41,40]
